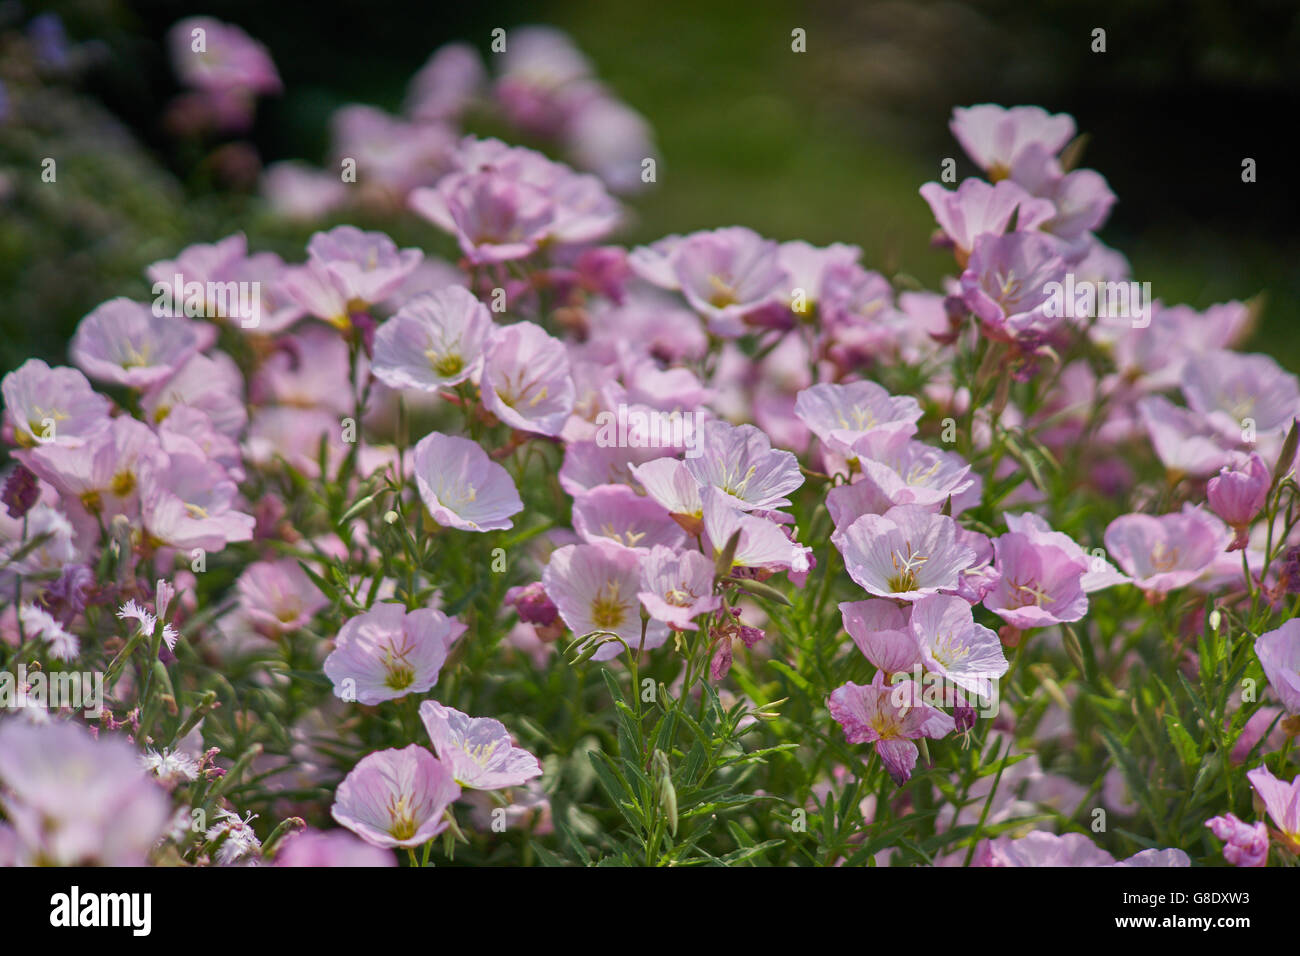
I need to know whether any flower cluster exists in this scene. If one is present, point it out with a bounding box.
[257,24,657,223]
[2,18,1298,870]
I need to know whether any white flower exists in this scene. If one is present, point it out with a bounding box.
[141,747,200,786]
[19,603,80,660]
[205,809,262,865]
[116,598,179,650]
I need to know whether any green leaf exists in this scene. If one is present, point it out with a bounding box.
[1162,713,1199,769]
[730,577,793,607]
[718,839,785,866]
[767,659,814,696]
[587,750,644,833]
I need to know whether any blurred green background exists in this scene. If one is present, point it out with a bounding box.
[3,0,1297,373]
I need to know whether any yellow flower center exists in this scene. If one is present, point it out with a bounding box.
[886,545,928,593]
[590,582,626,630]
[387,795,419,841]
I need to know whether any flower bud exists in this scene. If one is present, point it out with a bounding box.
[1207,453,1269,550]
[954,705,977,733]
[1,464,39,519]
[505,582,558,626]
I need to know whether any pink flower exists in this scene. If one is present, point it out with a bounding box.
[252,324,354,414]
[138,453,255,552]
[143,352,248,437]
[1113,848,1192,867]
[686,420,803,512]
[330,745,461,849]
[776,240,862,314]
[71,298,205,389]
[405,43,485,123]
[561,440,664,496]
[572,484,686,552]
[826,479,896,542]
[261,161,348,222]
[224,248,311,330]
[587,292,708,363]
[954,528,1000,604]
[236,559,328,637]
[0,720,171,866]
[432,138,624,243]
[542,539,669,660]
[1231,707,1288,765]
[667,227,790,337]
[839,599,921,675]
[1103,505,1231,593]
[243,405,340,478]
[1205,813,1270,867]
[157,406,243,481]
[983,532,1089,629]
[1181,350,1300,442]
[909,593,1008,695]
[419,701,543,790]
[412,432,523,532]
[637,545,720,630]
[323,602,462,705]
[975,831,1115,867]
[1137,395,1233,478]
[1254,619,1300,714]
[274,828,396,867]
[1007,144,1116,247]
[627,235,685,288]
[1207,452,1271,550]
[145,233,247,302]
[794,381,921,457]
[1107,302,1251,386]
[1246,765,1300,851]
[567,95,658,194]
[707,608,765,679]
[851,431,979,512]
[331,105,454,198]
[2,359,111,449]
[497,62,587,138]
[21,415,164,527]
[820,265,909,361]
[480,321,576,436]
[921,178,1055,263]
[614,359,713,415]
[632,457,704,526]
[279,260,351,328]
[973,831,1189,867]
[492,26,591,136]
[837,505,976,600]
[372,286,494,392]
[412,170,554,264]
[827,672,956,785]
[1003,511,1127,593]
[306,225,423,308]
[949,104,1077,180]
[169,17,281,97]
[702,488,804,572]
[959,231,1069,340]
